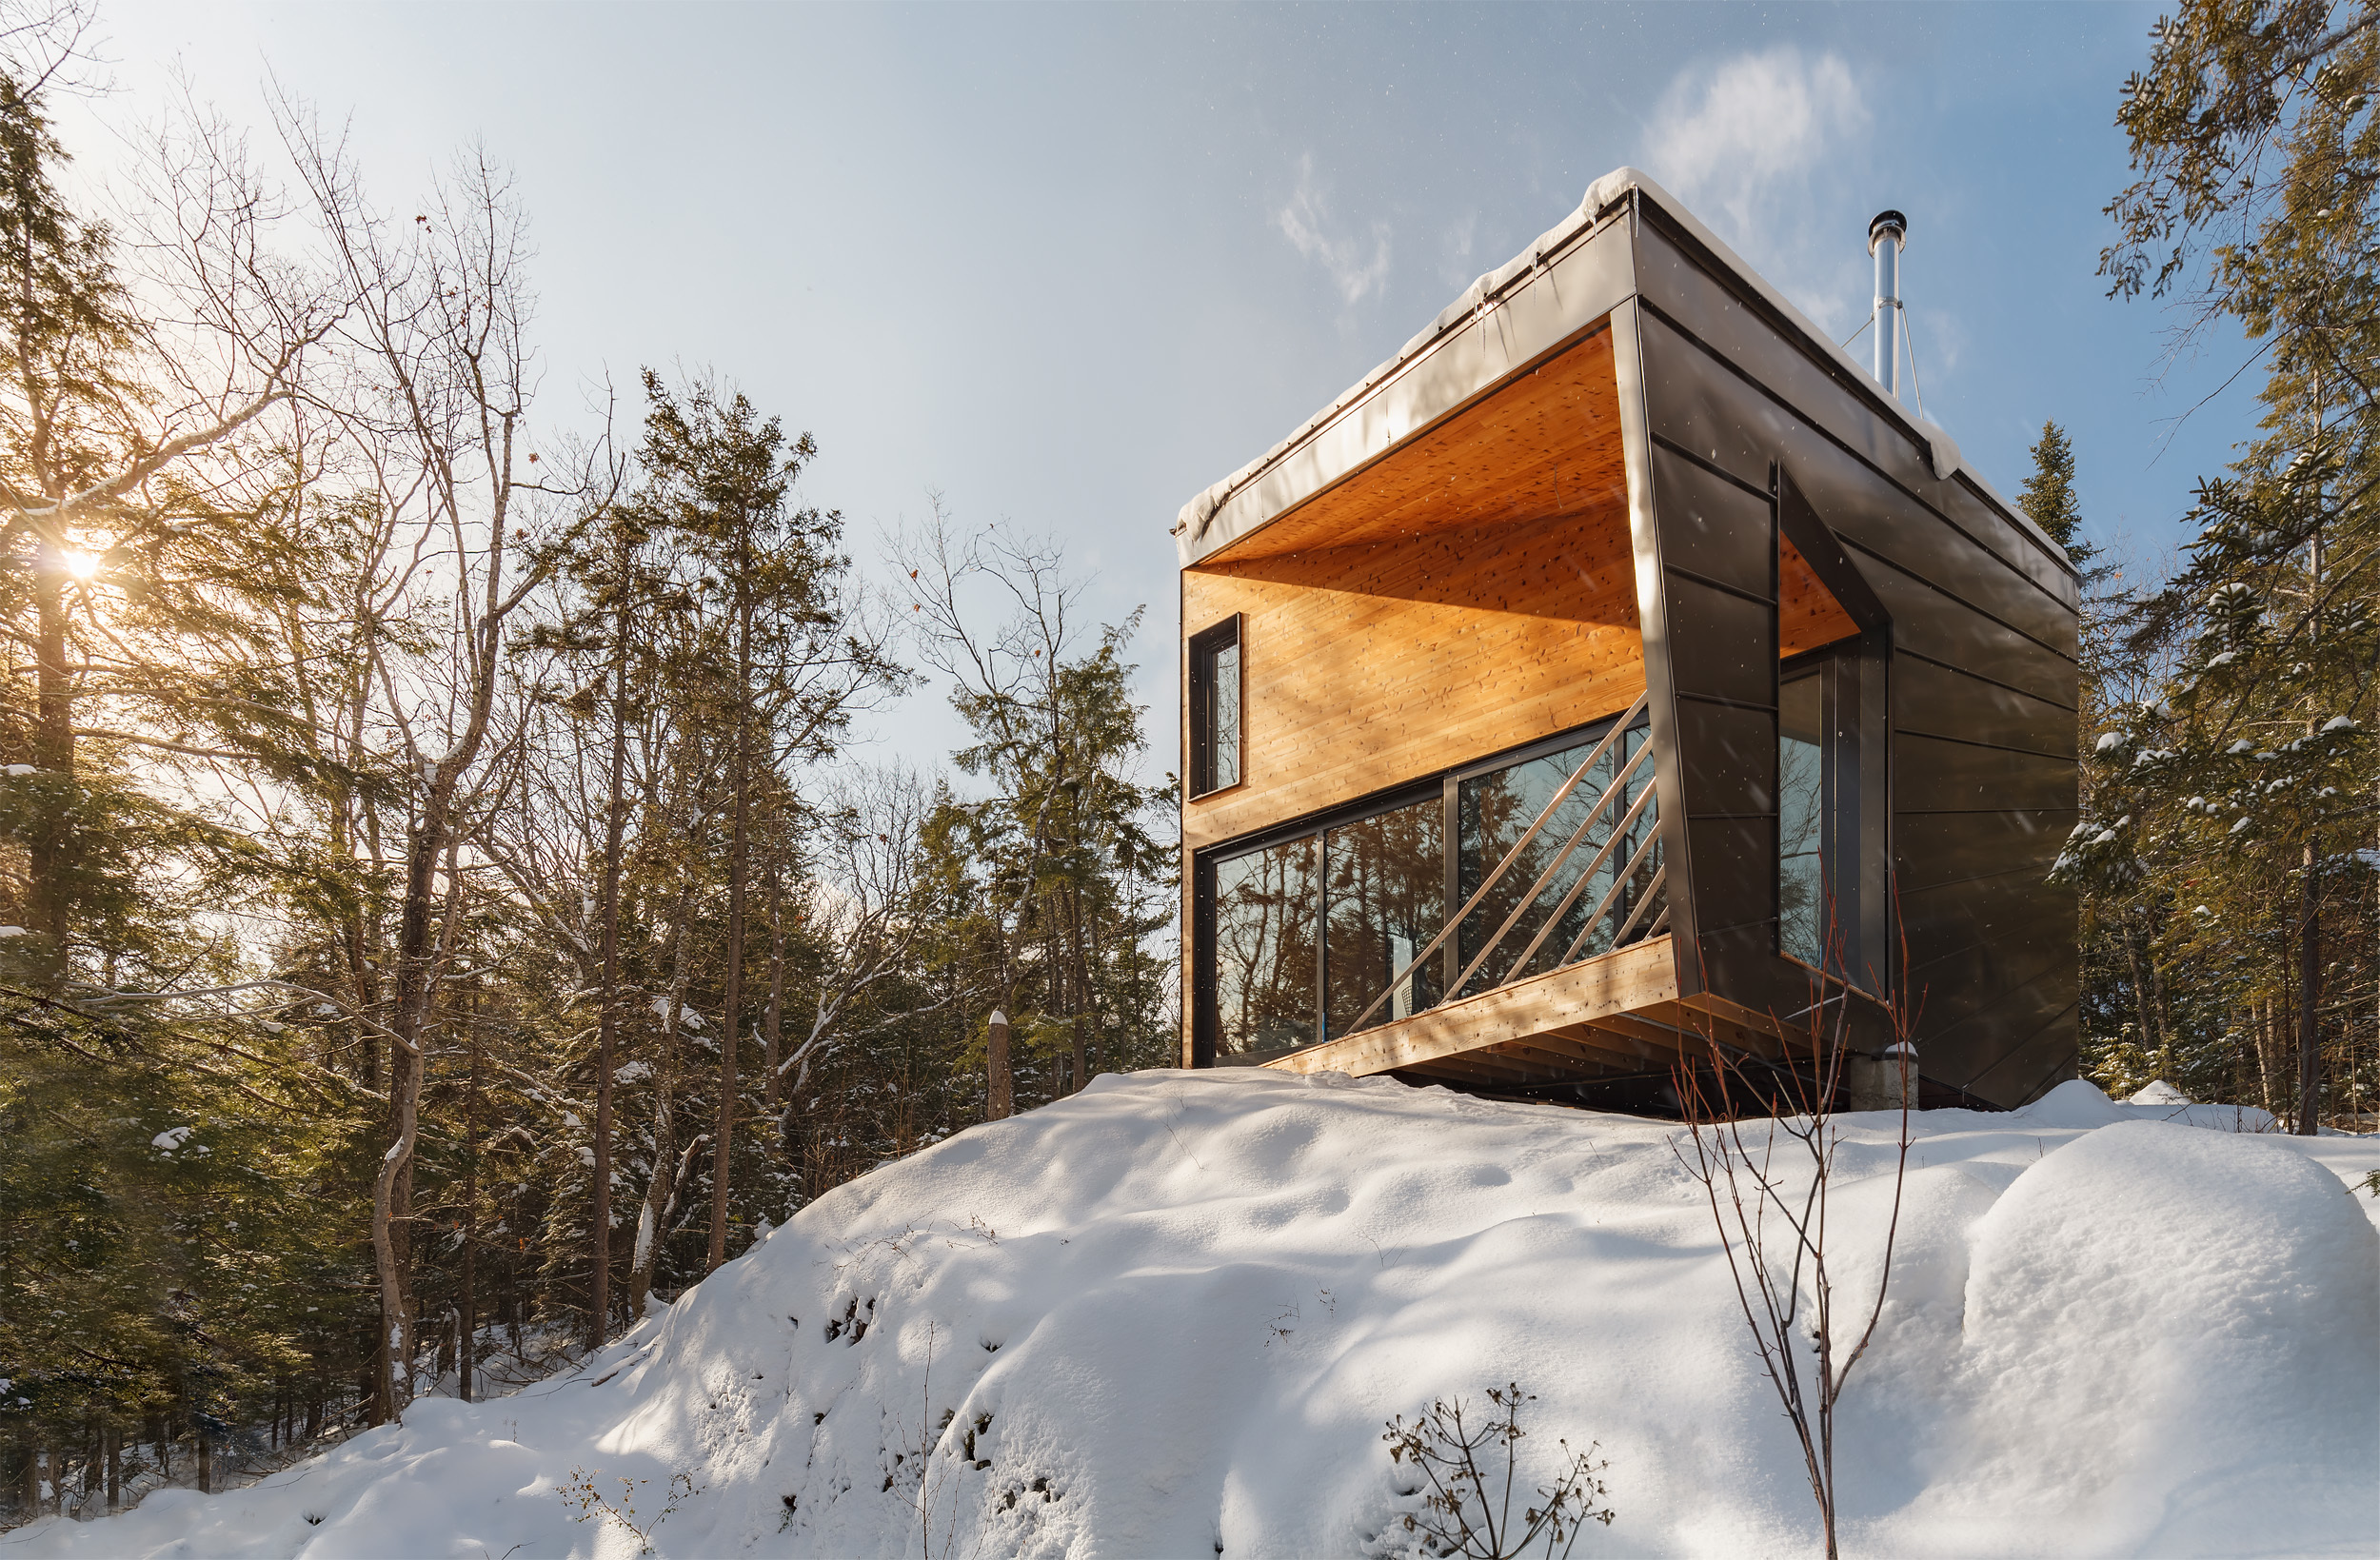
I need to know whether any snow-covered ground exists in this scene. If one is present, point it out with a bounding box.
[10,1071,2375,1559]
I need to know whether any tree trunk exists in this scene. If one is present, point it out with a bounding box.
[763,863,784,1113]
[2297,842,2321,1135]
[590,583,631,1346]
[373,805,458,1421]
[26,538,72,983]
[629,884,693,1316]
[2253,997,2285,1119]
[987,1010,1012,1120]
[709,550,755,1274]
[2118,918,2158,1067]
[459,997,479,1402]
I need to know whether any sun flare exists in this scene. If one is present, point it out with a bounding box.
[60,548,102,581]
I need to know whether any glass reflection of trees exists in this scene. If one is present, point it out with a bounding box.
[1458,721,1656,997]
[1777,673,1825,966]
[1212,838,1319,1056]
[1324,795,1443,1039]
[1209,714,1659,1056]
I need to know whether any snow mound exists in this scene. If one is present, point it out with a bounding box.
[1904,1121,2378,1556]
[19,1074,2377,1559]
[2126,1078,2190,1105]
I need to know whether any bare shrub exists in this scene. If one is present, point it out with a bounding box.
[1382,1384,1614,1558]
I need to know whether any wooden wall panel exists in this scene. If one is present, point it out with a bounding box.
[1183,504,1644,849]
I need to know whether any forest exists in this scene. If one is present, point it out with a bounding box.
[0,3,1177,1513]
[0,0,2374,1530]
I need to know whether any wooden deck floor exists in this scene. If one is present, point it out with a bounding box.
[1258,935,1791,1089]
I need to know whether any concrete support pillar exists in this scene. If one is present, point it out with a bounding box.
[1842,1041,1918,1115]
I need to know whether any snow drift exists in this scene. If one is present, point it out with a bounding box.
[16,1072,2377,1558]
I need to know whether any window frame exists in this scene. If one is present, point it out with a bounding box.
[1191,706,1649,1066]
[1187,613,1244,800]
[1775,640,1874,990]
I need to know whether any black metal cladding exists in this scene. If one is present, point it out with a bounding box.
[1626,201,2079,1105]
[1176,176,2078,1108]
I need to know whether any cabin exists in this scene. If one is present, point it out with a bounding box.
[1174,168,2079,1111]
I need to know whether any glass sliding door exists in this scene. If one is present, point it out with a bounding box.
[1196,706,1657,1065]
[1456,720,1654,997]
[1324,794,1444,1038]
[1211,836,1319,1058]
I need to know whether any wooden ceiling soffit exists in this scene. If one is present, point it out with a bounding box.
[1204,326,1626,564]
[1780,532,1861,658]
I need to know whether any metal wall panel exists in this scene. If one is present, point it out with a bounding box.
[1894,810,2075,892]
[1685,815,1776,937]
[1854,560,2077,708]
[1961,997,2083,1103]
[1895,657,2078,760]
[1934,961,2079,1073]
[1894,734,2077,814]
[1662,579,1776,701]
[1673,698,1778,818]
[1905,938,2073,1037]
[1611,298,1707,997]
[1894,875,2085,975]
[1934,482,2083,637]
[1633,306,2078,659]
[1633,214,2078,610]
[1694,921,1899,1050]
[1632,233,2080,1095]
[1649,444,1775,596]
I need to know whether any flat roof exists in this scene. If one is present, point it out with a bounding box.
[1177,167,2065,574]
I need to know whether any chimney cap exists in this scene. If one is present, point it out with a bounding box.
[1868,209,1909,254]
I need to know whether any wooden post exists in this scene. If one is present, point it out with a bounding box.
[987,1010,1012,1121]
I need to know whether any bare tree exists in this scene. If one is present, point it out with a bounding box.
[896,501,1165,1099]
[284,121,605,1419]
[770,763,943,1109]
[1672,921,1918,1559]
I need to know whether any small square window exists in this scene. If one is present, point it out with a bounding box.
[1189,616,1241,798]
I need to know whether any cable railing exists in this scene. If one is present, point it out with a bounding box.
[1342,693,1666,1037]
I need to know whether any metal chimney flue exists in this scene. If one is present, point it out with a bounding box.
[1868,210,1907,402]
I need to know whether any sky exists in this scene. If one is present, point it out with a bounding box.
[56,2,2257,787]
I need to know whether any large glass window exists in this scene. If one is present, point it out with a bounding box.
[1778,671,1826,966]
[1458,722,1655,997]
[1211,836,1318,1057]
[1325,794,1444,1037]
[1199,709,1658,1064]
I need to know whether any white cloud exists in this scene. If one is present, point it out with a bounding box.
[1640,47,1872,329]
[1276,153,1391,306]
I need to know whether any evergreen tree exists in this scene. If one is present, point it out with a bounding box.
[2073,0,2380,1129]
[2017,420,2096,565]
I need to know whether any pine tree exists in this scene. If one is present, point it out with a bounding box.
[2084,0,2380,1130]
[2017,421,2096,565]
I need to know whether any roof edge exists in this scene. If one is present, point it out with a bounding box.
[1176,166,2073,579]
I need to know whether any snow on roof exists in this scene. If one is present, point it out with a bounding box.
[1178,167,2059,567]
